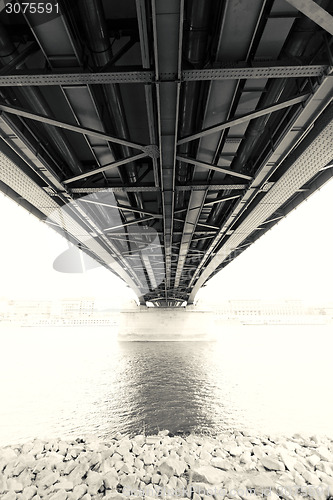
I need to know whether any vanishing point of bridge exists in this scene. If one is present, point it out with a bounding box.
[0,0,332,307]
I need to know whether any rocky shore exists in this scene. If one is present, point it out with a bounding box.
[1,431,333,500]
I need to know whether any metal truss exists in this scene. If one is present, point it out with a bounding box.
[1,0,333,307]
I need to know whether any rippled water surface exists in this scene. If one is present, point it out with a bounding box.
[1,325,333,446]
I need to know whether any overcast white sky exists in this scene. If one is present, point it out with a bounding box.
[0,178,332,305]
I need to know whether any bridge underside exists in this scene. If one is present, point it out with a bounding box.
[0,0,332,306]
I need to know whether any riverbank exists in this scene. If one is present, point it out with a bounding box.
[1,431,333,500]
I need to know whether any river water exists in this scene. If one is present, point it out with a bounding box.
[0,324,332,446]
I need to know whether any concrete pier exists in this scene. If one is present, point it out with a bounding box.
[118,307,217,341]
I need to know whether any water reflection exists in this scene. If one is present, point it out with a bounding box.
[0,325,333,446]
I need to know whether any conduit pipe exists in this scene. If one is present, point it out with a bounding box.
[0,22,84,176]
[176,0,213,208]
[78,0,143,209]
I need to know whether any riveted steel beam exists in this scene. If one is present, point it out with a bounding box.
[0,69,154,86]
[0,64,327,87]
[174,194,242,214]
[177,93,310,145]
[105,215,161,232]
[0,64,326,91]
[68,186,160,193]
[176,155,253,180]
[176,183,247,191]
[80,198,161,218]
[0,103,149,152]
[285,0,333,35]
[68,183,246,193]
[182,64,328,81]
[63,153,148,184]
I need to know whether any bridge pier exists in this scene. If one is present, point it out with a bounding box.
[118,307,217,341]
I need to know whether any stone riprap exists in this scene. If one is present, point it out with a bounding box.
[1,431,333,500]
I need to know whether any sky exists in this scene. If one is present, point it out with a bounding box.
[0,178,333,306]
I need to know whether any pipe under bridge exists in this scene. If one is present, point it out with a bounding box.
[0,0,332,307]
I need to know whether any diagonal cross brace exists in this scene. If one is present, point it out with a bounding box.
[177,93,309,145]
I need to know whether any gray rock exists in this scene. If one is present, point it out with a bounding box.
[191,465,227,484]
[199,449,212,461]
[133,457,144,470]
[146,464,154,475]
[278,450,297,472]
[72,483,88,499]
[302,470,321,486]
[226,446,243,457]
[141,474,152,485]
[146,436,162,446]
[245,473,277,489]
[104,495,127,500]
[58,441,68,456]
[261,457,285,471]
[86,470,104,495]
[293,460,307,475]
[266,491,280,500]
[140,452,156,466]
[0,447,17,462]
[122,452,135,466]
[64,461,76,475]
[39,471,60,488]
[316,446,333,462]
[133,435,145,446]
[237,484,258,500]
[282,441,298,452]
[116,442,132,456]
[150,473,160,485]
[80,493,92,500]
[20,485,38,500]
[7,478,23,492]
[22,442,34,454]
[316,461,333,476]
[167,475,178,489]
[114,460,125,472]
[54,480,74,491]
[48,491,68,500]
[121,463,133,474]
[28,440,44,457]
[292,470,306,487]
[158,430,169,437]
[0,477,7,493]
[104,472,119,491]
[68,463,89,486]
[210,457,232,470]
[159,473,169,487]
[158,458,186,477]
[274,482,294,500]
[240,452,252,465]
[253,446,266,460]
[120,472,139,489]
[212,448,228,459]
[308,455,321,467]
[132,444,143,456]
[2,493,18,500]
